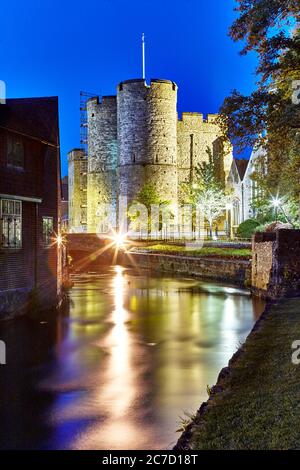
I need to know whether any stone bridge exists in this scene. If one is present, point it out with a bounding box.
[66,233,119,272]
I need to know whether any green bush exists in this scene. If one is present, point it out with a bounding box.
[237,219,260,239]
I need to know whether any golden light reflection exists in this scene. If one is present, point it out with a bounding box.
[221,297,239,349]
[74,265,140,448]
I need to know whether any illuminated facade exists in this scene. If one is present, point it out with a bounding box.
[69,78,233,233]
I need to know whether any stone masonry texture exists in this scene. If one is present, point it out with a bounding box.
[70,78,233,233]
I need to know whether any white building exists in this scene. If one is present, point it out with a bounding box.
[227,148,265,235]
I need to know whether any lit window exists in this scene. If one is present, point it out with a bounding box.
[7,134,24,168]
[43,217,54,246]
[0,199,22,248]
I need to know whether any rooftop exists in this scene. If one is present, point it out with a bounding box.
[235,158,249,180]
[0,96,59,146]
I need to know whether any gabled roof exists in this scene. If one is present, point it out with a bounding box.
[234,158,249,181]
[0,97,59,146]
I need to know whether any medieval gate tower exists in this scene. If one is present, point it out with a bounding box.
[69,78,233,233]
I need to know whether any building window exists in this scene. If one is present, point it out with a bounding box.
[233,200,240,227]
[7,134,24,168]
[43,217,54,246]
[0,199,22,248]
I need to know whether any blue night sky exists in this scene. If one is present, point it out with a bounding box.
[1,0,257,176]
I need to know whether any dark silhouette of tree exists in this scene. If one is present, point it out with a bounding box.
[219,1,300,220]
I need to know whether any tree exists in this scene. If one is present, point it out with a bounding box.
[182,154,229,238]
[128,183,170,235]
[219,1,300,221]
[251,190,299,226]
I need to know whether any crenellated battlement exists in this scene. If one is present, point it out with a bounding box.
[206,113,218,124]
[69,77,233,233]
[179,112,204,125]
[68,148,86,162]
[178,112,219,125]
[118,78,177,92]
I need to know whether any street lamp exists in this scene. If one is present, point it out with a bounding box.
[271,197,281,221]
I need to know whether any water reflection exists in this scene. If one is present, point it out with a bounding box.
[0,267,264,450]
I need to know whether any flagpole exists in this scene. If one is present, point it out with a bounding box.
[142,33,145,80]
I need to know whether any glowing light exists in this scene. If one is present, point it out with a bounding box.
[51,233,65,247]
[56,234,64,246]
[271,197,281,208]
[112,231,128,248]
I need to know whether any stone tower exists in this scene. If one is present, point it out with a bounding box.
[117,79,178,204]
[86,96,118,232]
[68,148,87,232]
[67,77,233,234]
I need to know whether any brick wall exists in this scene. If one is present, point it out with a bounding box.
[0,129,61,319]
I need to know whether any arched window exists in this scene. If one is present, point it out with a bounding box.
[232,199,240,227]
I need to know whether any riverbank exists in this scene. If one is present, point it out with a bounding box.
[130,244,252,260]
[175,297,300,450]
[123,250,251,285]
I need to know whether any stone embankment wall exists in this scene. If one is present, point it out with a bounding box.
[122,251,251,285]
[252,230,300,299]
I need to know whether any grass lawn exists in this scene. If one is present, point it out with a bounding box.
[176,298,300,450]
[131,244,252,260]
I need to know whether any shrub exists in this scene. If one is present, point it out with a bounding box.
[237,219,260,239]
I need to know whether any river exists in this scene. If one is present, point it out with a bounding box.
[0,266,264,450]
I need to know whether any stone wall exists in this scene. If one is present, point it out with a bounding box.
[252,236,274,294]
[123,252,251,285]
[252,230,300,299]
[87,96,118,232]
[87,171,117,232]
[68,149,87,232]
[87,96,118,172]
[77,77,233,233]
[177,113,233,200]
[117,79,178,204]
